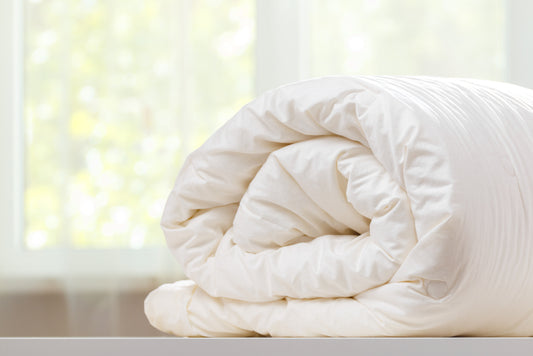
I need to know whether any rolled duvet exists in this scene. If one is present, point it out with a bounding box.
[144,76,533,337]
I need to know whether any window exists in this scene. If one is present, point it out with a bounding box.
[23,0,254,250]
[1,0,255,282]
[1,0,532,284]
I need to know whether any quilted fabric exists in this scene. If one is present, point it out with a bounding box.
[145,76,533,336]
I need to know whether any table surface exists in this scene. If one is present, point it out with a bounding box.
[1,337,533,356]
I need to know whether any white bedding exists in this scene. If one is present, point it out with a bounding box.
[144,76,533,337]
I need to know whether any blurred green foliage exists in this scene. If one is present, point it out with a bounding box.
[24,0,255,249]
[309,0,504,78]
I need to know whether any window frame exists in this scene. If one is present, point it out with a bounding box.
[505,0,533,88]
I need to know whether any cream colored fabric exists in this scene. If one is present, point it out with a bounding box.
[145,76,533,336]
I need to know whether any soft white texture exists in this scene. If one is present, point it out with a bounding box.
[145,76,533,337]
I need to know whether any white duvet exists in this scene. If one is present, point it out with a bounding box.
[144,76,533,337]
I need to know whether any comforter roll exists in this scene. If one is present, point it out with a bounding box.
[144,76,533,337]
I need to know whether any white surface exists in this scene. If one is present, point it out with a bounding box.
[147,76,533,337]
[2,338,533,356]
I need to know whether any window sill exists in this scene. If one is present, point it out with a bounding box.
[0,247,184,293]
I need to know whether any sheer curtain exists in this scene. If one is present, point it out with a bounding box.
[0,0,531,336]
